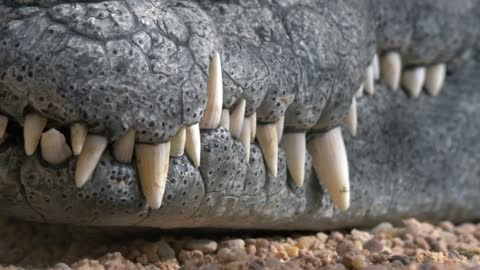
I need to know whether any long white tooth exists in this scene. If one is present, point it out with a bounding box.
[71,123,88,156]
[40,128,73,165]
[364,65,375,95]
[75,135,108,188]
[229,98,246,139]
[240,117,251,161]
[281,132,306,187]
[199,52,223,129]
[249,112,257,143]
[24,113,48,156]
[170,126,186,157]
[220,109,230,131]
[113,128,136,163]
[308,127,350,210]
[257,123,278,177]
[345,98,357,137]
[275,116,285,143]
[380,52,402,91]
[0,115,8,141]
[425,63,446,97]
[402,67,426,97]
[135,142,170,209]
[355,84,364,98]
[185,123,201,167]
[373,54,380,80]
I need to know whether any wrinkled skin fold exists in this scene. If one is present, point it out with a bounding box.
[0,0,479,230]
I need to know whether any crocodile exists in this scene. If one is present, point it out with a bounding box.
[0,0,479,230]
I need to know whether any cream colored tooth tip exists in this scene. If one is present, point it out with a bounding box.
[71,123,88,155]
[364,65,375,95]
[24,113,48,156]
[257,123,278,177]
[249,112,257,143]
[380,52,402,91]
[40,128,73,165]
[355,84,364,98]
[170,126,186,157]
[229,98,246,139]
[345,98,357,137]
[0,115,8,140]
[199,52,223,129]
[275,116,285,143]
[425,63,446,97]
[308,127,350,210]
[240,117,251,161]
[281,132,306,187]
[220,109,230,131]
[185,123,201,167]
[113,128,136,163]
[402,67,426,97]
[136,142,170,209]
[75,135,108,188]
[373,54,380,80]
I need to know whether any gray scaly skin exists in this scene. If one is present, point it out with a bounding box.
[0,0,478,230]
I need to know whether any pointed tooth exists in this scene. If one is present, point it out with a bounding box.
[364,65,375,95]
[185,123,201,167]
[24,113,48,156]
[345,98,357,137]
[275,116,285,143]
[136,142,170,209]
[402,67,426,97]
[240,117,251,161]
[220,109,230,131]
[229,98,246,139]
[40,128,73,165]
[0,115,8,141]
[425,63,446,97]
[170,126,186,157]
[113,128,136,163]
[373,54,380,80]
[257,123,278,177]
[355,84,364,98]
[199,52,223,129]
[71,123,88,156]
[249,112,257,143]
[281,132,306,187]
[380,52,402,91]
[75,135,108,188]
[308,127,350,210]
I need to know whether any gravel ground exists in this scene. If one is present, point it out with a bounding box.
[1,218,480,269]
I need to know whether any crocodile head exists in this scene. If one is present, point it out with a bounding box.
[0,0,479,230]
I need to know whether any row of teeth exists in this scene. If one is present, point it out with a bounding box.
[0,52,448,212]
[345,52,447,137]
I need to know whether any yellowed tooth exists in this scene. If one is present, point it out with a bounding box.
[240,117,251,161]
[170,126,186,157]
[275,116,285,143]
[425,63,446,97]
[70,123,88,156]
[199,52,223,129]
[402,67,426,97]
[24,113,48,156]
[381,52,402,91]
[281,132,306,187]
[220,109,230,131]
[75,135,108,188]
[249,112,257,143]
[365,65,375,95]
[229,98,246,139]
[373,54,380,80]
[135,142,170,209]
[185,123,201,167]
[0,115,8,141]
[308,127,350,210]
[257,123,278,177]
[40,128,73,165]
[113,128,136,163]
[345,98,357,137]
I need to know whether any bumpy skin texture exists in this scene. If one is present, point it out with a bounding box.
[0,0,479,229]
